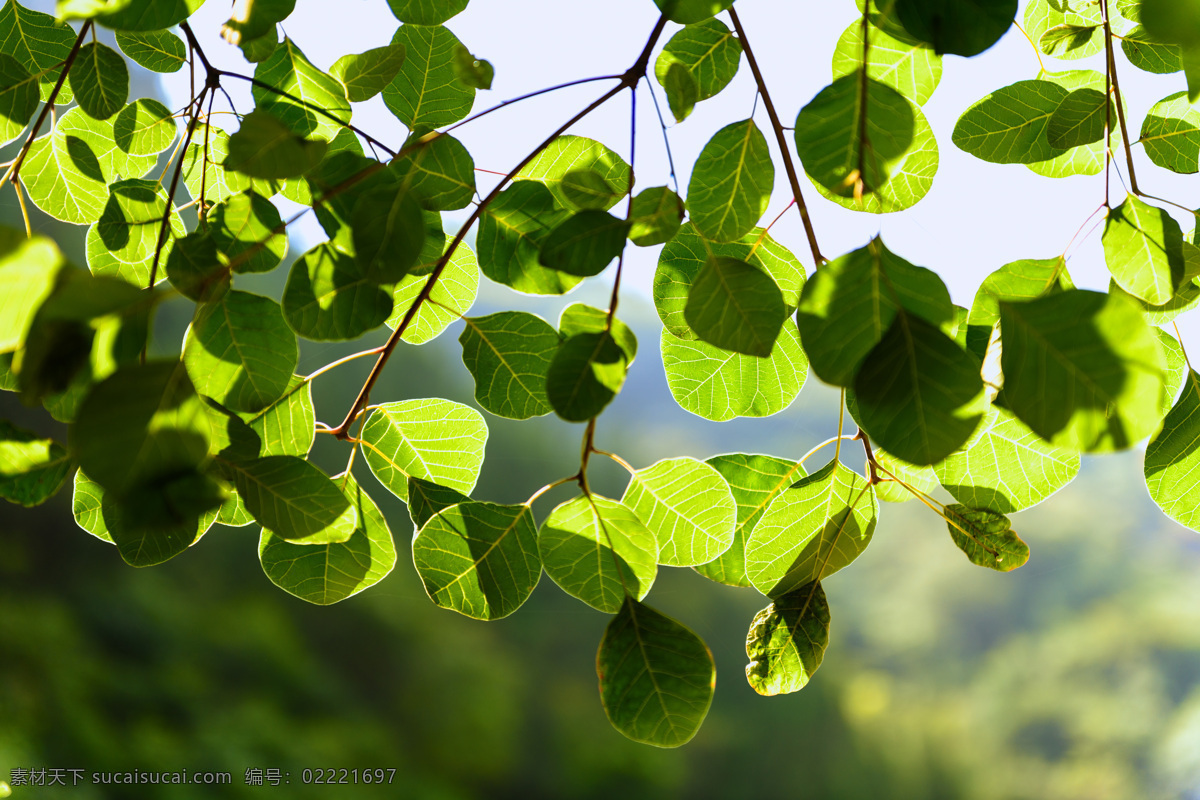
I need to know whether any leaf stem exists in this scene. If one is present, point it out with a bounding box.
[641,75,680,193]
[525,474,580,507]
[592,448,637,476]
[727,7,825,266]
[305,345,386,383]
[148,87,208,295]
[329,16,669,439]
[1102,0,1139,195]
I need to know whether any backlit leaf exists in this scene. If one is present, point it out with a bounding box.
[655,18,741,103]
[477,181,575,294]
[259,471,396,605]
[253,38,351,141]
[459,310,557,420]
[687,119,773,243]
[622,456,737,567]
[538,209,628,277]
[383,24,475,128]
[831,18,942,105]
[1103,194,1187,306]
[115,29,185,73]
[234,455,357,544]
[360,398,487,503]
[184,290,297,414]
[68,42,127,120]
[745,580,830,696]
[539,494,657,613]
[695,453,805,587]
[282,242,393,341]
[225,110,327,180]
[516,135,630,211]
[0,419,72,506]
[684,256,786,357]
[746,460,877,598]
[999,289,1168,451]
[331,44,406,102]
[597,597,715,748]
[1141,92,1200,174]
[944,504,1029,571]
[414,501,540,620]
[1145,371,1200,532]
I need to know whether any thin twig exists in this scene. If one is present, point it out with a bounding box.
[1102,0,1139,195]
[728,8,825,266]
[0,21,92,194]
[641,75,679,193]
[330,16,669,439]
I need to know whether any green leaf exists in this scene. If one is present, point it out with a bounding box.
[684,256,786,357]
[477,181,576,294]
[210,190,287,274]
[854,313,986,466]
[1142,0,1200,46]
[944,504,1029,571]
[302,150,391,244]
[538,209,629,277]
[546,331,628,422]
[234,455,357,544]
[251,38,350,142]
[831,19,942,106]
[220,0,294,45]
[745,580,830,696]
[999,289,1168,451]
[0,55,38,146]
[1122,27,1183,73]
[655,223,805,341]
[516,135,631,211]
[653,0,733,24]
[24,106,161,225]
[113,98,176,156]
[259,471,396,604]
[115,28,185,73]
[0,233,66,353]
[68,42,127,120]
[1046,87,1108,148]
[391,131,476,211]
[871,446,939,503]
[71,360,210,497]
[350,183,426,283]
[954,79,1069,164]
[184,290,297,414]
[384,24,475,129]
[695,454,804,587]
[628,186,685,246]
[687,119,773,243]
[1103,194,1188,306]
[0,0,77,103]
[72,468,218,566]
[662,319,808,421]
[1026,70,1115,179]
[406,476,469,529]
[0,419,72,506]
[1146,371,1200,531]
[414,501,540,620]
[1039,24,1101,58]
[558,303,638,364]
[282,242,393,341]
[894,0,1017,56]
[330,43,405,103]
[561,170,621,210]
[239,375,315,459]
[182,124,252,206]
[388,240,479,344]
[84,179,184,288]
[1158,327,1190,416]
[1024,0,1104,61]
[656,18,742,103]
[621,456,737,567]
[796,236,953,387]
[225,110,327,180]
[451,44,493,90]
[745,460,878,598]
[93,0,204,31]
[965,256,1071,357]
[360,398,487,504]
[166,233,229,303]
[386,0,468,25]
[597,596,715,748]
[934,406,1080,512]
[1141,92,1200,174]
[1111,248,1200,324]
[459,310,557,420]
[663,61,698,122]
[538,494,657,613]
[796,74,938,213]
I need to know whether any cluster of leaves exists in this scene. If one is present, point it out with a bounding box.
[0,0,1199,748]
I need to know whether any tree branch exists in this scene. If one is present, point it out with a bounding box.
[1102,0,1139,196]
[329,16,669,438]
[1,21,93,194]
[728,8,825,266]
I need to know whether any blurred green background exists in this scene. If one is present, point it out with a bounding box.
[5,20,1200,800]
[6,248,1200,798]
